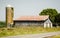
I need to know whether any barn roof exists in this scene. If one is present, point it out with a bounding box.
[14,15,49,21]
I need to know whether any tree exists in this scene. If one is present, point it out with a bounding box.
[0,21,5,28]
[54,13,60,26]
[39,8,58,22]
[55,13,60,22]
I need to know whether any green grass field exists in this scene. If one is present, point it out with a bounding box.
[0,26,60,37]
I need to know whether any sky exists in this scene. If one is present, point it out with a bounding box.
[0,0,60,21]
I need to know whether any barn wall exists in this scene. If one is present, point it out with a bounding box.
[44,19,52,28]
[14,21,44,27]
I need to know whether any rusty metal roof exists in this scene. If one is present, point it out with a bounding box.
[14,15,49,21]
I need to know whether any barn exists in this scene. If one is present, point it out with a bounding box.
[14,15,52,28]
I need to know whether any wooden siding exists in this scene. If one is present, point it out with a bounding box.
[14,21,44,27]
[13,18,52,28]
[44,19,52,28]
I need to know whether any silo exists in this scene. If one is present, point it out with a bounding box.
[6,5,14,27]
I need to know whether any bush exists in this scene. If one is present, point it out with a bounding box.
[0,21,5,28]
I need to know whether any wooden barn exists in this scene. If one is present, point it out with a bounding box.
[14,15,52,28]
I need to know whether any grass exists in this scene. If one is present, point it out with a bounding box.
[51,35,60,38]
[0,26,60,37]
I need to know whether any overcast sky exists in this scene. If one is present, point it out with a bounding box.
[0,0,60,21]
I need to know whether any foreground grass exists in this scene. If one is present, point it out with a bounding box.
[0,26,60,37]
[51,35,60,38]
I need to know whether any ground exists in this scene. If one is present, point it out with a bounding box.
[1,31,60,38]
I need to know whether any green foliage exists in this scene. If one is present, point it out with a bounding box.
[39,8,58,22]
[55,13,60,23]
[0,21,6,28]
[54,13,60,26]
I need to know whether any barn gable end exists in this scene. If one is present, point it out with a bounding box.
[44,18,52,28]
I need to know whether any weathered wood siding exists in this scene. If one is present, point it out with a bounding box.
[14,21,44,27]
[14,19,52,28]
[44,19,52,28]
